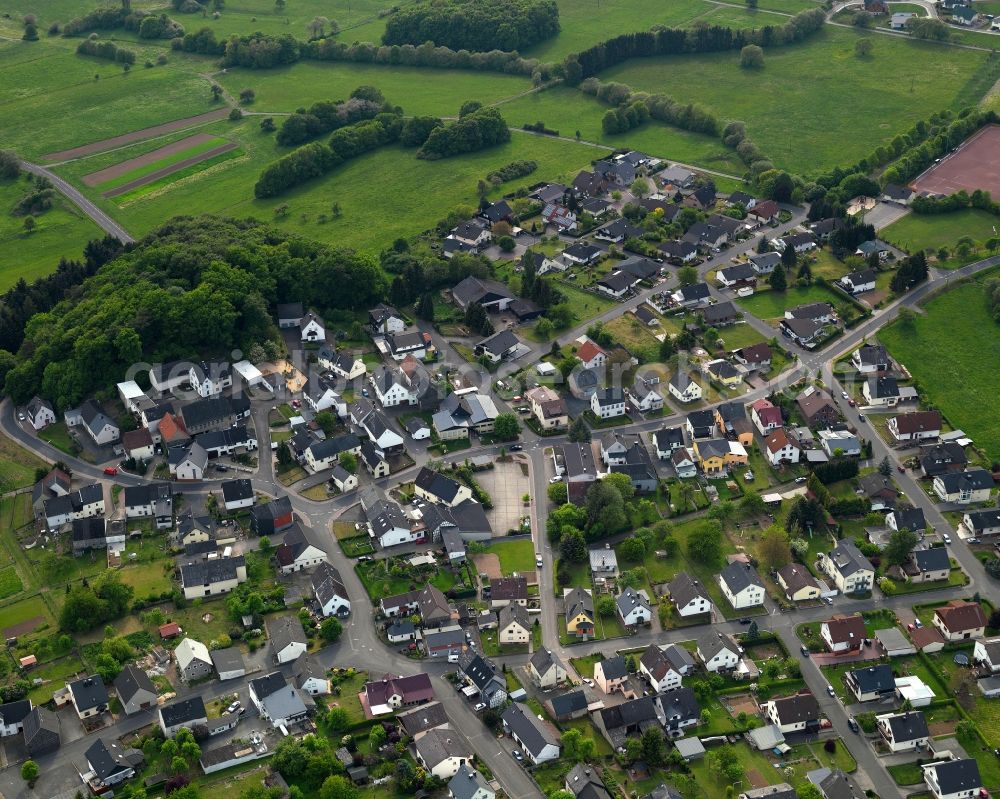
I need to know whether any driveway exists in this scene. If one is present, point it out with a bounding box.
[865,201,910,232]
[476,458,531,535]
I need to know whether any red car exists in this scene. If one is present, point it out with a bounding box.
[103,467,118,476]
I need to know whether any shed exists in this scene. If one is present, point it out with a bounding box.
[875,628,916,657]
[674,737,705,761]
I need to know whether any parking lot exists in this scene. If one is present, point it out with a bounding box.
[475,458,531,536]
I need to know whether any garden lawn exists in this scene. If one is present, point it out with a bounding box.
[497,86,745,174]
[603,26,988,175]
[0,176,103,291]
[62,117,605,257]
[689,741,779,799]
[717,321,768,352]
[881,209,1000,256]
[27,654,87,705]
[604,313,662,362]
[560,717,613,756]
[0,435,47,493]
[736,283,845,321]
[485,539,536,574]
[878,273,1000,458]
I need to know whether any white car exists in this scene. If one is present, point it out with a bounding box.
[474,702,487,712]
[549,476,562,484]
[226,701,241,714]
[841,391,849,400]
[536,556,543,568]
[942,534,952,544]
[584,678,595,687]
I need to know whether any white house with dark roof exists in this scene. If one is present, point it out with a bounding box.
[718,561,765,609]
[267,615,308,664]
[763,692,820,733]
[25,396,56,430]
[159,696,207,738]
[877,710,929,752]
[502,703,560,764]
[667,572,711,617]
[528,649,566,689]
[616,587,652,627]
[696,631,741,673]
[819,540,874,594]
[313,561,350,617]
[922,759,982,799]
[669,371,703,404]
[114,665,157,716]
[933,469,994,504]
[591,389,627,419]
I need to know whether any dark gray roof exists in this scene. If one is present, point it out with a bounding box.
[312,561,348,606]
[267,614,306,654]
[221,479,253,503]
[450,764,492,799]
[965,508,1000,532]
[697,631,740,662]
[69,675,108,711]
[159,696,206,728]
[598,695,658,730]
[848,664,894,694]
[86,738,138,780]
[884,710,929,742]
[249,671,287,701]
[309,433,362,461]
[769,692,819,725]
[936,469,993,493]
[113,665,156,704]
[891,506,925,532]
[23,706,59,748]
[210,647,245,674]
[616,586,650,618]
[415,467,464,504]
[397,701,449,736]
[678,282,711,302]
[566,763,612,799]
[415,727,467,769]
[719,561,764,593]
[657,687,701,726]
[597,655,628,680]
[930,759,981,794]
[0,699,31,726]
[914,547,950,573]
[452,276,512,307]
[825,540,873,578]
[180,555,245,588]
[502,702,558,755]
[550,690,588,718]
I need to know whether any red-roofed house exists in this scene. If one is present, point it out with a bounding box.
[749,200,780,225]
[933,600,987,641]
[157,413,189,445]
[821,614,866,653]
[159,622,181,640]
[764,429,799,465]
[361,674,435,717]
[576,339,608,371]
[750,399,783,435]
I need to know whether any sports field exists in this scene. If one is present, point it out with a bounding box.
[910,125,1000,197]
[604,26,988,175]
[880,271,1000,458]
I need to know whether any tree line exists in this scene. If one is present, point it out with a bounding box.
[275,86,393,147]
[221,31,300,68]
[417,106,510,160]
[63,6,183,38]
[563,8,825,82]
[1,216,388,409]
[76,36,136,63]
[255,112,404,197]
[486,159,537,184]
[381,0,560,53]
[581,78,719,137]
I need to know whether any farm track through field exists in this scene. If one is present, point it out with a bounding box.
[102,142,240,198]
[43,108,231,162]
[82,133,219,186]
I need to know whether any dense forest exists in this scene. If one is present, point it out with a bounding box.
[2,217,389,410]
[381,0,560,53]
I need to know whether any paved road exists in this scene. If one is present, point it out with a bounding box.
[19,160,135,244]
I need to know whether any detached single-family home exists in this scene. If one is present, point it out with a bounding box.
[415,727,471,781]
[313,562,351,618]
[25,396,56,430]
[591,389,627,420]
[667,572,711,617]
[0,700,31,737]
[502,703,560,764]
[564,588,595,639]
[68,675,109,720]
[863,376,903,407]
[450,764,494,799]
[777,564,821,603]
[750,398,782,435]
[640,643,694,693]
[878,711,930,753]
[963,508,1000,538]
[933,600,987,641]
[840,269,877,295]
[617,587,652,627]
[718,561,765,609]
[889,411,941,443]
[275,525,327,574]
[267,615,308,664]
[922,759,982,799]
[498,604,532,646]
[220,479,254,511]
[249,672,309,729]
[362,674,435,716]
[299,312,325,342]
[594,655,629,695]
[84,739,142,788]
[933,469,993,504]
[293,653,330,696]
[734,342,772,373]
[159,697,207,738]
[696,631,741,673]
[114,665,157,716]
[179,555,247,600]
[821,614,866,654]
[764,428,800,466]
[669,371,703,404]
[819,540,874,594]
[528,649,567,689]
[973,638,1000,673]
[763,692,820,734]
[853,343,891,374]
[174,638,213,682]
[475,329,522,364]
[846,663,896,702]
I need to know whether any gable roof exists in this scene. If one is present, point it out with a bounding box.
[719,561,764,593]
[927,759,981,794]
[883,710,929,742]
[502,702,559,756]
[113,664,156,704]
[160,696,206,728]
[597,655,628,680]
[267,614,307,653]
[397,701,449,736]
[935,600,988,632]
[697,631,740,661]
[823,614,866,645]
[69,675,108,710]
[769,692,819,724]
[825,540,873,577]
[848,663,894,694]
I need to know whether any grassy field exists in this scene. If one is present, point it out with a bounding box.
[0,40,217,160]
[497,86,745,174]
[881,209,1000,255]
[879,271,1000,458]
[0,175,102,291]
[56,116,604,255]
[484,538,536,574]
[0,433,47,491]
[114,145,245,203]
[216,61,530,118]
[604,26,988,175]
[736,283,844,321]
[604,313,662,362]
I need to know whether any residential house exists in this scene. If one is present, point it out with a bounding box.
[528,649,567,689]
[384,330,430,361]
[716,262,757,289]
[220,479,254,512]
[749,200,779,225]
[962,509,1000,538]
[414,727,470,780]
[863,376,902,407]
[764,428,800,466]
[853,344,891,374]
[777,564,821,602]
[653,427,685,459]
[819,540,875,594]
[179,555,247,599]
[0,700,31,737]
[719,561,764,608]
[526,386,569,430]
[357,441,390,480]
[669,371,703,404]
[564,588,595,639]
[889,411,942,443]
[298,312,325,342]
[43,483,105,528]
[840,269,877,294]
[705,359,742,388]
[763,692,820,734]
[933,600,987,641]
[780,317,827,347]
[696,631,741,673]
[548,690,589,723]
[275,525,327,574]
[858,473,899,511]
[415,467,473,507]
[797,389,840,428]
[821,614,867,653]
[85,739,142,788]
[475,329,522,364]
[639,644,685,692]
[750,252,782,275]
[922,759,982,799]
[593,696,661,750]
[565,765,613,799]
[187,362,233,399]
[452,277,514,312]
[174,638,213,681]
[70,400,120,445]
[617,587,652,627]
[693,438,747,475]
[313,562,351,618]
[667,572,711,617]
[597,218,643,244]
[68,675,109,719]
[847,664,896,703]
[658,687,702,738]
[933,470,993,504]
[776,232,817,253]
[631,371,665,414]
[25,396,56,430]
[973,639,1000,672]
[434,392,500,439]
[819,429,861,458]
[498,604,532,646]
[293,653,330,696]
[658,240,699,264]
[369,365,418,407]
[920,442,969,478]
[490,576,528,609]
[459,653,508,708]
[114,665,157,716]
[159,697,207,738]
[591,388,627,420]
[750,398,783,435]
[734,342,772,373]
[449,765,494,799]
[883,184,915,204]
[502,703,560,764]
[362,674,435,716]
[396,701,448,738]
[594,655,629,695]
[671,448,697,479]
[541,203,577,232]
[672,283,712,308]
[249,672,309,728]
